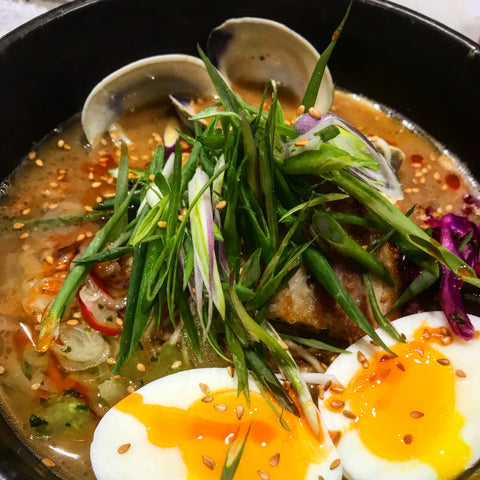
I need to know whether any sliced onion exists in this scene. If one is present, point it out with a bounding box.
[291,112,404,201]
[52,325,111,371]
[84,275,126,310]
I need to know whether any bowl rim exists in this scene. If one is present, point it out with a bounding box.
[0,0,479,479]
[1,0,479,56]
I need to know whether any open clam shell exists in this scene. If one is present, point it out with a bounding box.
[81,54,216,146]
[207,17,334,113]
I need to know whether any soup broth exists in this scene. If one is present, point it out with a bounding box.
[0,90,478,479]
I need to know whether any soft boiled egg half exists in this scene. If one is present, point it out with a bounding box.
[320,311,480,480]
[91,367,343,480]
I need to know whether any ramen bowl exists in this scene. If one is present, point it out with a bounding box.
[0,0,479,478]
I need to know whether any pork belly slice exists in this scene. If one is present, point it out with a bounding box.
[267,242,401,345]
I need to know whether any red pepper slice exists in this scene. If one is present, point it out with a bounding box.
[77,274,122,336]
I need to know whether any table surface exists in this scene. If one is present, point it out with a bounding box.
[1,0,480,42]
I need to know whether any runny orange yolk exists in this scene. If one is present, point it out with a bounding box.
[327,325,471,479]
[116,388,329,479]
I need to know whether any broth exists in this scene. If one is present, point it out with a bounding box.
[0,90,478,479]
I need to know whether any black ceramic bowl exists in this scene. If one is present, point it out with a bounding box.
[0,0,479,478]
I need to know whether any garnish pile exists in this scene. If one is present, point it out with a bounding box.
[35,10,480,435]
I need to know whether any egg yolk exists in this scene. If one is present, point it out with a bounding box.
[116,388,330,479]
[327,326,471,479]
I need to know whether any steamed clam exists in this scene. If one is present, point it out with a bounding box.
[81,54,216,146]
[207,17,334,113]
[81,18,335,145]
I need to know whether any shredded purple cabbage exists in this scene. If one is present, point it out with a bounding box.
[427,213,480,339]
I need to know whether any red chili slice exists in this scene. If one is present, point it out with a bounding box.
[76,275,122,336]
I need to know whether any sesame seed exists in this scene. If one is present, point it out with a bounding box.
[235,405,244,420]
[107,357,116,365]
[149,174,155,181]
[85,231,93,238]
[19,232,29,240]
[73,312,82,318]
[437,358,450,366]
[171,360,182,369]
[296,105,305,115]
[84,205,93,212]
[57,139,65,148]
[111,374,121,380]
[227,365,234,377]
[88,172,94,180]
[31,382,41,390]
[330,384,344,394]
[157,220,167,229]
[214,404,227,413]
[202,454,216,470]
[316,384,325,400]
[380,353,396,362]
[13,222,24,229]
[330,459,341,470]
[410,410,424,418]
[177,214,184,222]
[136,363,146,372]
[343,410,357,420]
[42,458,56,468]
[48,203,58,210]
[64,144,71,151]
[331,431,341,444]
[46,256,54,265]
[117,443,131,454]
[127,386,135,394]
[66,319,79,326]
[257,470,269,480]
[216,200,227,210]
[199,383,210,394]
[96,196,103,204]
[22,208,31,216]
[91,181,102,188]
[403,434,414,445]
[28,152,36,160]
[0,365,5,375]
[35,159,44,167]
[357,351,367,364]
[101,138,108,146]
[295,138,310,147]
[115,317,123,326]
[330,400,345,410]
[395,361,405,372]
[455,369,467,378]
[308,107,322,119]
[269,453,280,467]
[202,395,214,403]
[76,234,86,242]
[278,339,289,350]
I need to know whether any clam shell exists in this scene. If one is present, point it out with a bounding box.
[81,54,215,145]
[208,17,334,113]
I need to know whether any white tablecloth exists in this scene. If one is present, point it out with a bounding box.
[1,0,480,42]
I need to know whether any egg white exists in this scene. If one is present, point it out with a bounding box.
[91,367,343,480]
[320,311,480,480]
